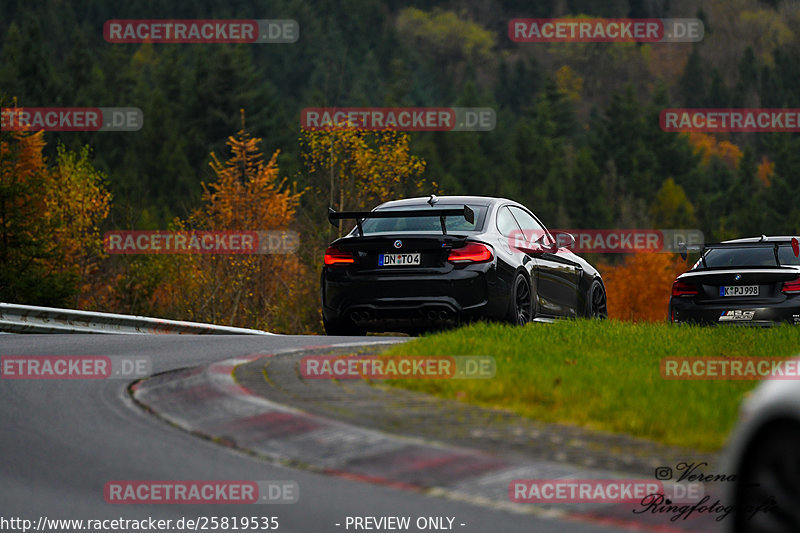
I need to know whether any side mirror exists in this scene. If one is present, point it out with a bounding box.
[551,231,575,251]
[678,240,688,261]
[514,232,557,255]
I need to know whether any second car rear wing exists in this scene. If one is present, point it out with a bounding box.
[692,236,800,267]
[328,205,475,236]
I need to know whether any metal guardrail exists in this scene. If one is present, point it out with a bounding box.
[0,303,275,335]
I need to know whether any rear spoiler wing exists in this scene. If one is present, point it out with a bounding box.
[686,236,800,265]
[700,237,800,248]
[328,205,475,236]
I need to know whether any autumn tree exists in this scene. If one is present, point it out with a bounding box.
[0,127,61,304]
[0,107,110,307]
[687,133,742,170]
[649,177,696,228]
[143,114,313,333]
[395,8,496,85]
[50,144,112,306]
[300,126,429,238]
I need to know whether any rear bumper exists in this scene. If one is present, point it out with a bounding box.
[321,264,497,330]
[669,298,800,326]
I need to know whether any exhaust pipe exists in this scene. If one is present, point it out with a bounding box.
[351,310,373,322]
[438,310,449,321]
[426,310,437,321]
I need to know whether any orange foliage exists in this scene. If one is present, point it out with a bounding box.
[49,145,112,302]
[142,115,314,333]
[0,129,47,178]
[600,253,688,322]
[756,155,774,187]
[1,126,110,306]
[686,132,743,170]
[0,129,48,242]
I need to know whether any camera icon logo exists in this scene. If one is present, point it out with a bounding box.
[654,467,673,480]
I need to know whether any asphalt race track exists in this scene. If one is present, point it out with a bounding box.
[0,335,621,533]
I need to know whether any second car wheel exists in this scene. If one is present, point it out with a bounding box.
[506,273,533,325]
[587,280,608,319]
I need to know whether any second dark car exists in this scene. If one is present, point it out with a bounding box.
[669,236,800,326]
[321,195,606,335]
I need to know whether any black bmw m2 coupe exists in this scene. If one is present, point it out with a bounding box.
[321,195,606,335]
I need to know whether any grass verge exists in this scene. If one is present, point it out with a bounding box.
[383,320,800,451]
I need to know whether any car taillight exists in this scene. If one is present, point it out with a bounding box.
[672,279,698,297]
[782,276,800,294]
[448,242,493,263]
[324,246,354,265]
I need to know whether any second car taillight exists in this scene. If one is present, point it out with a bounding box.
[324,246,355,265]
[448,242,493,263]
[781,276,800,294]
[672,279,698,297]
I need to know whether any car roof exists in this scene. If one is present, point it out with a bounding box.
[374,195,514,209]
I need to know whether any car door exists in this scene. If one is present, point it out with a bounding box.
[508,206,581,317]
[494,205,535,305]
[496,205,556,316]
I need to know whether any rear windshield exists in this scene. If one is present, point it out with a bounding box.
[778,245,800,266]
[700,244,800,268]
[358,204,487,234]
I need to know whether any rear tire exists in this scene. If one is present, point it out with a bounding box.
[323,315,366,336]
[506,273,533,325]
[587,280,608,319]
